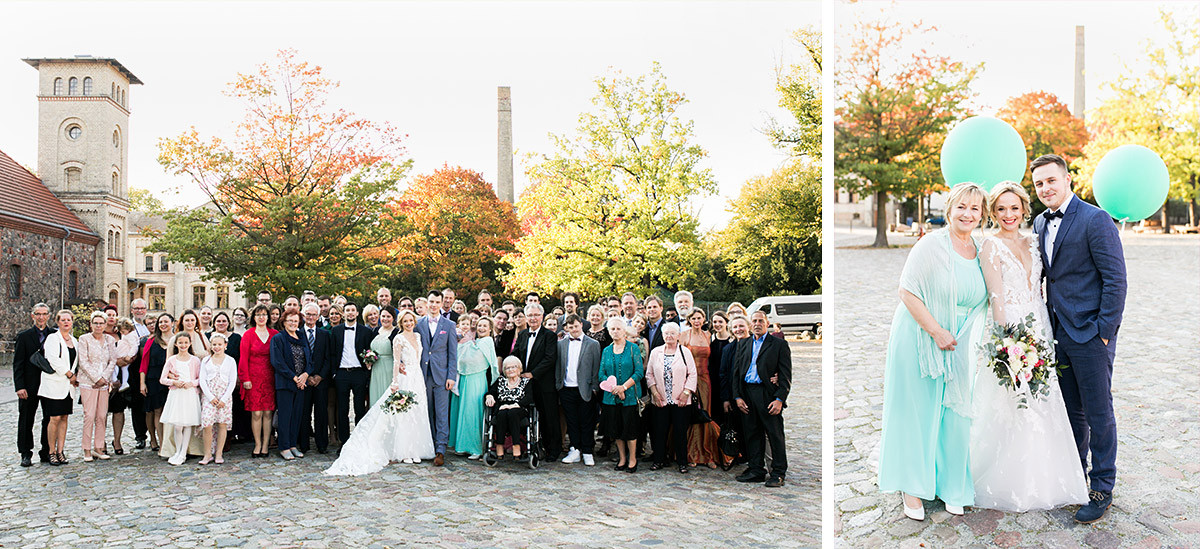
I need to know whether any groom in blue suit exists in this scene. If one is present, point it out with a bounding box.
[417,290,458,466]
[1031,154,1127,524]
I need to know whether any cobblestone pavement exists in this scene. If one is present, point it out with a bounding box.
[0,342,818,548]
[834,227,1200,548]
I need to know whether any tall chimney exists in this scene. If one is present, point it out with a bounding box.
[1073,25,1085,120]
[497,86,514,203]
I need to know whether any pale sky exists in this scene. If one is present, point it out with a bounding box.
[837,1,1190,117]
[0,1,818,232]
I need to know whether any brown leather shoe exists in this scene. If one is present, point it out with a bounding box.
[433,453,445,466]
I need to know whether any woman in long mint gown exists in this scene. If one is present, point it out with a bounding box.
[449,316,499,458]
[368,309,400,405]
[878,183,989,521]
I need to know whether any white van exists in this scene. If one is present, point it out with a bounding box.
[746,295,822,334]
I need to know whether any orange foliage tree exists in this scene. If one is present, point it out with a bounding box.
[996,91,1089,213]
[152,49,411,300]
[374,165,520,300]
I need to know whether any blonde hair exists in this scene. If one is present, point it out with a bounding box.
[986,181,1032,225]
[117,317,135,333]
[396,309,418,329]
[945,182,988,213]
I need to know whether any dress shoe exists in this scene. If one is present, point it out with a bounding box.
[625,463,638,473]
[615,463,628,471]
[650,462,665,471]
[280,450,295,461]
[20,455,32,467]
[678,465,689,474]
[93,449,111,460]
[903,496,925,521]
[562,448,581,464]
[467,454,481,460]
[39,454,52,463]
[134,439,146,450]
[317,448,328,454]
[765,475,785,488]
[433,453,445,466]
[291,449,304,458]
[944,504,964,516]
[736,470,766,483]
[1075,490,1112,524]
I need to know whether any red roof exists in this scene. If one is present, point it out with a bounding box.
[0,148,97,236]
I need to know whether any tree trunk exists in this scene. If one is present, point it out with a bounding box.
[873,190,890,248]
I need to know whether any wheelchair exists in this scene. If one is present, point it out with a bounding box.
[481,401,541,469]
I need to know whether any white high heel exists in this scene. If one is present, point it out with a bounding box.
[902,495,925,521]
[945,504,965,516]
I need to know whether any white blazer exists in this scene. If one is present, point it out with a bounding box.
[39,331,78,400]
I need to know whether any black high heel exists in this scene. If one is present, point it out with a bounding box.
[626,463,638,473]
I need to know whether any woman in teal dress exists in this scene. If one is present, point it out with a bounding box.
[598,316,645,472]
[368,308,400,405]
[449,316,498,459]
[878,182,989,521]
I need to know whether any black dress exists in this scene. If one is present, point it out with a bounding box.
[708,335,734,424]
[143,341,170,411]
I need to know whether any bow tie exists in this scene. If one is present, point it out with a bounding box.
[569,337,581,342]
[1043,209,1065,221]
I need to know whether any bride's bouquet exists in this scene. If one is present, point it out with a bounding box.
[359,349,379,368]
[381,389,418,415]
[982,313,1060,408]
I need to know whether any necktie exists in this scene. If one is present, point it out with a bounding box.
[307,329,315,352]
[1043,209,1064,221]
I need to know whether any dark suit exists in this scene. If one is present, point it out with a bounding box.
[269,332,313,451]
[330,323,375,444]
[300,325,333,452]
[1035,194,1127,492]
[556,335,601,454]
[13,324,54,460]
[732,333,792,478]
[642,317,679,353]
[514,328,561,458]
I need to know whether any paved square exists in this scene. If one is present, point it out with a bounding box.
[834,228,1200,547]
[1,342,819,547]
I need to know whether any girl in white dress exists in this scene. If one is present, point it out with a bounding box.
[325,309,435,475]
[971,182,1089,512]
[199,334,237,465]
[160,332,202,466]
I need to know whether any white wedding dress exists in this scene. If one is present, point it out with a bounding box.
[324,335,435,476]
[970,234,1089,511]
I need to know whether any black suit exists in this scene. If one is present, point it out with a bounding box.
[330,323,375,444]
[732,334,792,478]
[514,328,561,458]
[642,317,679,352]
[300,325,333,452]
[12,324,54,460]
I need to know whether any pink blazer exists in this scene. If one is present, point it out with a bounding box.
[645,345,697,406]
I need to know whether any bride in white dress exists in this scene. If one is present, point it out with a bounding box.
[325,312,435,476]
[970,182,1088,512]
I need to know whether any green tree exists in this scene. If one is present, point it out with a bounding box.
[505,63,717,298]
[1075,7,1199,229]
[835,18,980,247]
[128,187,166,215]
[151,49,410,299]
[765,27,822,159]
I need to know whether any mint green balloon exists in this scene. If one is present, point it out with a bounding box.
[940,116,1028,191]
[1092,144,1169,221]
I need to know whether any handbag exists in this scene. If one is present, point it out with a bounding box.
[30,350,54,374]
[718,418,742,470]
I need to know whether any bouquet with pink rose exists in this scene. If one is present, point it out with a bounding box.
[982,313,1063,409]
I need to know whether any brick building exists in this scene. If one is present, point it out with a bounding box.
[0,149,100,352]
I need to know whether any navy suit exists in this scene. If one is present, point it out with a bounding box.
[269,332,313,451]
[300,325,333,452]
[1034,194,1127,492]
[417,315,458,455]
[330,323,376,444]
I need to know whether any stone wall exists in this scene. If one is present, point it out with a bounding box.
[0,226,96,352]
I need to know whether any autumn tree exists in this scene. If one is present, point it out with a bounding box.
[996,90,1089,215]
[374,165,520,299]
[1075,7,1199,229]
[834,18,979,247]
[152,49,410,299]
[505,63,716,298]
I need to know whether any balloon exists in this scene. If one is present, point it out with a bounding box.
[940,116,1028,191]
[1091,144,1170,222]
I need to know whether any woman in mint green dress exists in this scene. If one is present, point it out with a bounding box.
[368,309,400,405]
[878,183,989,521]
[449,316,498,458]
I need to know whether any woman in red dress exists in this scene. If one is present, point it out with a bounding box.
[682,308,721,469]
[239,304,277,457]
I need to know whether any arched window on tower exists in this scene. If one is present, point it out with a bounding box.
[68,270,78,300]
[68,77,78,95]
[54,78,63,95]
[111,82,115,98]
[107,230,115,258]
[109,289,119,304]
[114,231,121,258]
[121,89,126,106]
[112,172,120,195]
[64,167,81,190]
[83,77,93,95]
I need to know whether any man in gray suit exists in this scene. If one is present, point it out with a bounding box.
[417,290,458,466]
[556,314,601,466]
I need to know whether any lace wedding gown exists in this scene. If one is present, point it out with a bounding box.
[970,235,1088,511]
[324,335,435,476]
